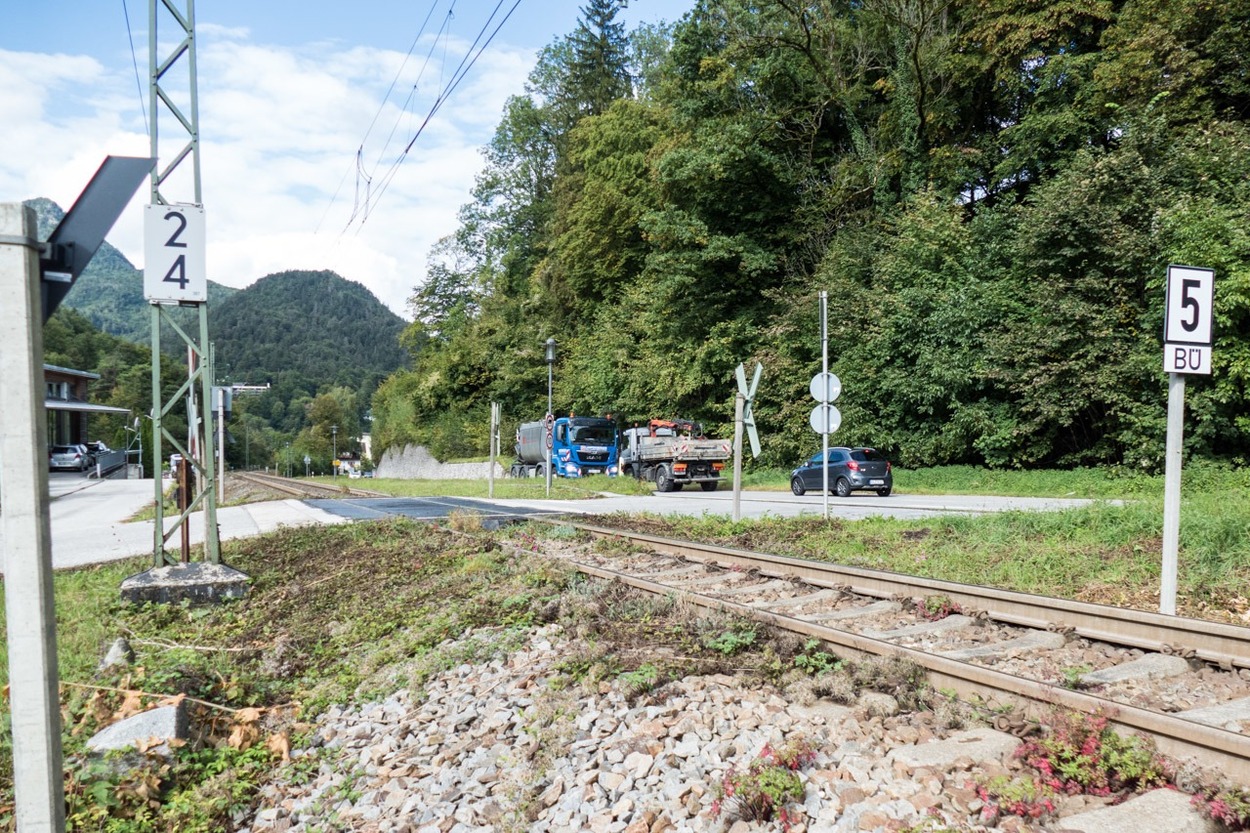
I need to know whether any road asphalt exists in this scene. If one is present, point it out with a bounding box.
[2,473,1101,572]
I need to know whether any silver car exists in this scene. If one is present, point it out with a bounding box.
[50,444,92,472]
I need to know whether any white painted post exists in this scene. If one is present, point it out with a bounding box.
[820,291,829,521]
[0,203,67,831]
[732,393,744,522]
[488,402,498,499]
[1161,373,1186,615]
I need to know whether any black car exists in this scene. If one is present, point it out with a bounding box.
[790,447,893,497]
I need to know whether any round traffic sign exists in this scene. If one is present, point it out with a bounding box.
[810,372,841,403]
[809,403,842,434]
[545,412,555,429]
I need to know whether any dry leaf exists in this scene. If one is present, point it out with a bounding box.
[228,722,259,751]
[157,692,187,709]
[115,689,146,721]
[235,706,263,724]
[266,731,291,763]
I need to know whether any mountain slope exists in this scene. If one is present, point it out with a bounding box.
[211,270,408,389]
[26,197,237,341]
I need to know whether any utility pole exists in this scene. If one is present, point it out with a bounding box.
[143,0,222,568]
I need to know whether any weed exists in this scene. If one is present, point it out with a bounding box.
[793,639,841,676]
[916,595,962,621]
[446,509,484,533]
[974,775,1056,824]
[1194,783,1250,829]
[1016,710,1171,797]
[617,663,660,698]
[1060,664,1093,689]
[711,738,818,830]
[704,627,758,655]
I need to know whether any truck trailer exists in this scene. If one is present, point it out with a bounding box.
[511,415,619,478]
[620,419,731,492]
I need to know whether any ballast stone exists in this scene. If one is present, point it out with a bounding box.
[1056,787,1218,833]
[886,727,1019,770]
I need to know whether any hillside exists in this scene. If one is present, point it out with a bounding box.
[26,198,237,341]
[211,269,408,389]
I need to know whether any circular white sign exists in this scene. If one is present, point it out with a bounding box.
[810,372,841,403]
[809,403,841,434]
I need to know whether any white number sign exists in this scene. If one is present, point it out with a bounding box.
[1163,265,1214,375]
[144,204,207,303]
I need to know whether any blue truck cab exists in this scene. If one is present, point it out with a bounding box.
[553,416,619,477]
[512,415,619,478]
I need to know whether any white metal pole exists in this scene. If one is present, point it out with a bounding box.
[1161,372,1186,615]
[732,392,744,522]
[546,359,553,497]
[217,391,225,504]
[0,203,67,832]
[821,291,829,521]
[489,402,497,499]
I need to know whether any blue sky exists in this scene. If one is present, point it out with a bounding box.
[0,1,693,315]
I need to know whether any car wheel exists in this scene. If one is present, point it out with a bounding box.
[876,487,892,497]
[700,481,717,492]
[535,464,545,479]
[791,477,806,496]
[835,477,852,497]
[655,465,674,492]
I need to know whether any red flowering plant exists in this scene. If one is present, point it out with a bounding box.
[1015,710,1171,797]
[710,738,818,831]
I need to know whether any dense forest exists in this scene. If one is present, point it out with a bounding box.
[372,0,1250,469]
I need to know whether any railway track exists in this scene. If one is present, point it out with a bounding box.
[234,470,389,499]
[512,519,1250,782]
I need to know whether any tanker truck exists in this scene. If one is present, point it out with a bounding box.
[510,415,619,478]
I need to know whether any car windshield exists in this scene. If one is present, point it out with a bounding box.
[52,446,78,454]
[572,425,614,444]
[851,449,886,462]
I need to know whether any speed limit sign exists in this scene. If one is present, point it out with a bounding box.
[1164,264,1214,375]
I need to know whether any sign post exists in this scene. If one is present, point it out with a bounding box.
[1160,264,1215,615]
[732,362,762,522]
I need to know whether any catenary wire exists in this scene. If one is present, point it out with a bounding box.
[121,0,150,138]
[351,0,523,231]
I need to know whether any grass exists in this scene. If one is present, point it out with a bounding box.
[742,459,1250,499]
[307,473,656,499]
[588,465,1250,621]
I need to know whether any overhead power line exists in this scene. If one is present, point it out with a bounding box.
[346,0,525,233]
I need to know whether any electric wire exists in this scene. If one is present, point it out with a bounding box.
[121,0,150,139]
[317,0,445,233]
[350,0,524,231]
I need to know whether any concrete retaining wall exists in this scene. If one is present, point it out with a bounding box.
[375,445,506,481]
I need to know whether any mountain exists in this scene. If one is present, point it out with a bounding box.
[211,269,408,389]
[26,197,238,341]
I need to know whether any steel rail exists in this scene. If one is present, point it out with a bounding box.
[566,556,1250,783]
[235,471,387,499]
[566,522,1250,672]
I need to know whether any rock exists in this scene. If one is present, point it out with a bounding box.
[98,637,135,671]
[85,703,187,757]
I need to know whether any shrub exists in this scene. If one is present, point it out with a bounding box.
[711,738,817,830]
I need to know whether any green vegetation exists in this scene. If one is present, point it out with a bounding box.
[328,474,655,499]
[591,468,1250,619]
[372,0,1250,475]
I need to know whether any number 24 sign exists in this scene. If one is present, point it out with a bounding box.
[144,204,207,303]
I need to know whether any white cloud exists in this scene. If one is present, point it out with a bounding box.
[0,28,537,318]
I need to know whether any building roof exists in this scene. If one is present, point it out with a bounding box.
[43,363,101,381]
[45,400,130,415]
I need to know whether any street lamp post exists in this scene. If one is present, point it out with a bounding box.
[331,424,338,478]
[284,442,291,477]
[545,338,556,497]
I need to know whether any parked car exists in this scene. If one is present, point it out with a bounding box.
[49,444,92,472]
[790,447,892,497]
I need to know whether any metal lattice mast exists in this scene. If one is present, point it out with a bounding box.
[149,0,220,565]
